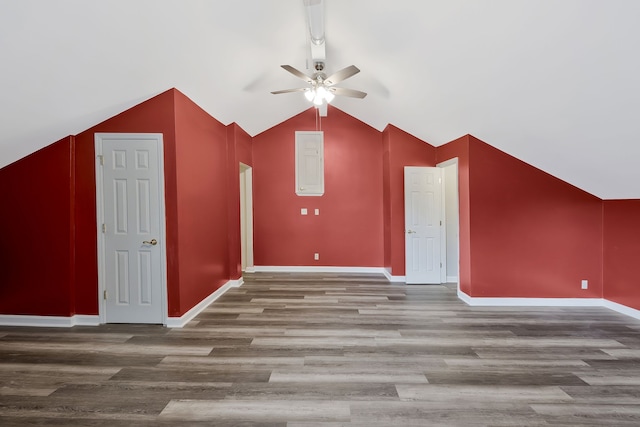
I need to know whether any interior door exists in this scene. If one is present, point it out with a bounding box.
[96,133,166,324]
[404,166,442,284]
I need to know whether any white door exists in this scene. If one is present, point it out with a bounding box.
[404,166,442,284]
[95,133,167,324]
[295,131,324,196]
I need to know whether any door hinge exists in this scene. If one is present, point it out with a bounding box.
[440,221,442,226]
[440,262,443,268]
[98,154,104,166]
[102,223,106,233]
[103,290,107,300]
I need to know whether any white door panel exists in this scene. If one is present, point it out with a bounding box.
[96,134,166,324]
[405,167,442,284]
[295,131,324,196]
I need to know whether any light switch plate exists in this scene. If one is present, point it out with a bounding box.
[314,208,319,215]
[301,208,307,215]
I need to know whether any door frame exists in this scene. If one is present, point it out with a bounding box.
[436,157,460,289]
[239,163,254,272]
[403,161,460,285]
[94,133,169,325]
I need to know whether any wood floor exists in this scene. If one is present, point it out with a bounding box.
[2,273,640,426]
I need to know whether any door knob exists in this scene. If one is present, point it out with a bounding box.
[143,239,158,246]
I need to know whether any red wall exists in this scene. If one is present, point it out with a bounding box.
[0,137,75,316]
[382,125,436,276]
[0,88,245,319]
[74,89,178,315]
[226,123,253,280]
[5,89,640,320]
[603,200,640,310]
[252,106,384,267]
[172,91,231,315]
[466,136,603,298]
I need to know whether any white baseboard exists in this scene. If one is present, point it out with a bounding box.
[253,266,387,275]
[229,277,244,288]
[165,279,242,328]
[446,275,458,283]
[457,290,603,307]
[602,299,640,321]
[383,268,406,283]
[457,290,640,322]
[0,314,100,328]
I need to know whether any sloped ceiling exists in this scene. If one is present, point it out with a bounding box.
[1,0,639,198]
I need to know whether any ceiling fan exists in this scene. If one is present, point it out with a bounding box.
[271,61,367,106]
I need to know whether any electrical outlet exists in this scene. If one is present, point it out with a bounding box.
[314,253,319,260]
[581,280,588,290]
[301,208,307,215]
[314,208,319,215]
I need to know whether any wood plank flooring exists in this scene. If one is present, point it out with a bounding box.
[2,272,640,425]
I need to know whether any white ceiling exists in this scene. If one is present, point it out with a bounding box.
[1,0,639,199]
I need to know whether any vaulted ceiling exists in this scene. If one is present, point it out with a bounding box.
[1,1,639,198]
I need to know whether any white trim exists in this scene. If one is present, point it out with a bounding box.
[239,164,254,272]
[229,278,244,288]
[436,158,459,168]
[602,299,640,321]
[95,133,168,325]
[457,290,640,322]
[0,315,100,328]
[436,157,460,292]
[457,289,474,305]
[253,266,386,274]
[457,290,603,307]
[383,268,406,283]
[165,279,243,328]
[438,167,447,283]
[244,266,256,273]
[73,315,102,326]
[4,291,640,327]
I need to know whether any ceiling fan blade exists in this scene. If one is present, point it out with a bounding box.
[324,65,360,86]
[329,87,367,99]
[271,88,309,95]
[271,87,309,95]
[281,65,314,83]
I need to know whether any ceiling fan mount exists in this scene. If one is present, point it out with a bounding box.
[270,0,366,107]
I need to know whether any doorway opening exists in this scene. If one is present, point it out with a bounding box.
[438,158,459,287]
[239,163,254,272]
